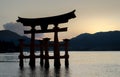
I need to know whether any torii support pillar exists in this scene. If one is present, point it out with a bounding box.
[43,38,50,69]
[19,39,24,69]
[64,39,69,68]
[39,40,44,67]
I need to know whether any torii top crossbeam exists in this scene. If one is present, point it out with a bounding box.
[17,10,76,30]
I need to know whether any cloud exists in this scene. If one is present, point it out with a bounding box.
[3,22,44,39]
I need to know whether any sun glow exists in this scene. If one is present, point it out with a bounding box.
[87,24,117,34]
[77,16,120,34]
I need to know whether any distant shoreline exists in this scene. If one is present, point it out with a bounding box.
[1,51,120,53]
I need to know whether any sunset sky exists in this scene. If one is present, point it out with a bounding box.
[0,0,120,40]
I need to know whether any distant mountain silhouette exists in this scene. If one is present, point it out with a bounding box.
[0,30,29,45]
[0,30,42,52]
[69,31,120,51]
[1,30,120,51]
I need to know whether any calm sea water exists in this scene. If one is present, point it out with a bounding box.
[0,51,120,77]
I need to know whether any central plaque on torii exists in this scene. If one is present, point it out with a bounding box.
[17,10,76,68]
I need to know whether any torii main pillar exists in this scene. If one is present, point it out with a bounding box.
[54,24,61,68]
[29,26,36,67]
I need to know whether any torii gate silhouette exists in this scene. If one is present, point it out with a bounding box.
[17,10,76,69]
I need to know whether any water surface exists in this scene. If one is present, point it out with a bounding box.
[0,51,120,77]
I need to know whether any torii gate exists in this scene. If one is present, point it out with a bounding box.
[17,10,76,69]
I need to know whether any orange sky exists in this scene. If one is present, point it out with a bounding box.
[0,0,120,40]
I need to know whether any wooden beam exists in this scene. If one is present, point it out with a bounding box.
[17,10,76,26]
[24,27,67,34]
[23,55,67,59]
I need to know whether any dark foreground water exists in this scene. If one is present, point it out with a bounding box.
[0,51,120,77]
